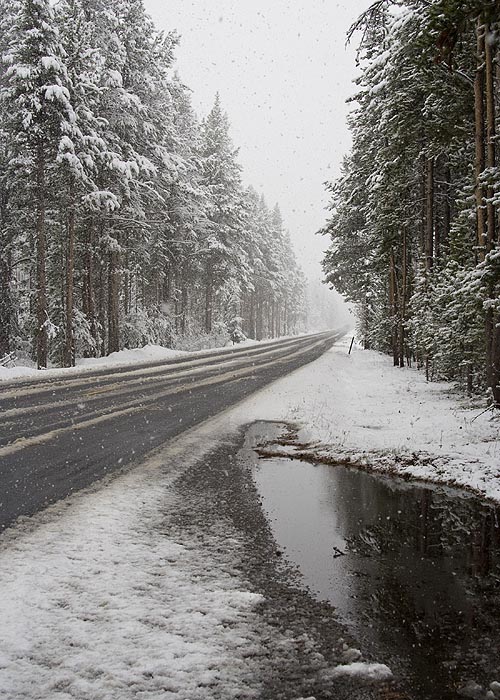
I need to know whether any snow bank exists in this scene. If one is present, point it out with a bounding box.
[0,365,38,381]
[0,345,187,382]
[328,662,393,681]
[0,336,281,383]
[78,343,185,367]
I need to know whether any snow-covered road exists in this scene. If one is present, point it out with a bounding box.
[0,332,339,529]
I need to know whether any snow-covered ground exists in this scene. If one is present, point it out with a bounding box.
[0,426,272,700]
[1,334,499,699]
[249,335,500,503]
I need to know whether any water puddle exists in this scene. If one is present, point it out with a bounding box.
[249,423,500,700]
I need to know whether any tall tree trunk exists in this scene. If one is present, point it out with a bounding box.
[178,264,188,338]
[497,59,500,238]
[0,253,12,356]
[204,261,213,333]
[107,245,120,354]
[399,229,407,368]
[485,24,496,247]
[425,157,434,271]
[98,250,106,357]
[362,295,370,350]
[442,157,451,254]
[36,141,48,369]
[389,250,398,366]
[180,281,188,336]
[249,291,256,339]
[96,219,108,356]
[63,178,76,367]
[474,21,486,259]
[173,269,180,334]
[0,186,11,356]
[484,23,500,405]
[420,153,426,254]
[82,219,99,357]
[422,158,434,377]
[123,250,130,317]
[256,294,263,341]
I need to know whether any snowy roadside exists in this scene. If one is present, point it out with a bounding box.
[230,335,500,504]
[0,338,262,382]
[0,426,280,700]
[0,330,326,383]
[0,384,387,700]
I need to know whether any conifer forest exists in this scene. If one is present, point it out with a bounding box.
[321,0,500,405]
[0,0,307,370]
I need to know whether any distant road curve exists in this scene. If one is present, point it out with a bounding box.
[0,330,344,530]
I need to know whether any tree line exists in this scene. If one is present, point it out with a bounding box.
[322,0,500,405]
[0,0,306,368]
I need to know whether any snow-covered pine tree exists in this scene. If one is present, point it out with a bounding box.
[199,94,248,334]
[241,191,305,339]
[2,0,75,368]
[162,75,210,339]
[53,0,108,365]
[0,0,18,358]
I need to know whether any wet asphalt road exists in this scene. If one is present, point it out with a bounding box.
[0,331,343,530]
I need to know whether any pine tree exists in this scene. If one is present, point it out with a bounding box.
[0,0,17,357]
[2,0,75,368]
[199,94,247,333]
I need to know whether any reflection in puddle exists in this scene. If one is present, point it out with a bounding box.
[251,433,500,699]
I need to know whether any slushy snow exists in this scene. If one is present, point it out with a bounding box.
[0,429,270,700]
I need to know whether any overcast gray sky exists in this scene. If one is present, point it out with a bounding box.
[143,0,372,279]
